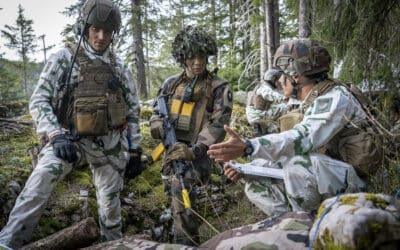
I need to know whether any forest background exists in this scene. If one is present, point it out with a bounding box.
[0,0,400,247]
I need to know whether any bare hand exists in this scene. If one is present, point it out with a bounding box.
[224,163,241,181]
[207,125,245,163]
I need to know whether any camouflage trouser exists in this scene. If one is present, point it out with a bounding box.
[0,136,128,248]
[244,153,365,216]
[162,156,211,246]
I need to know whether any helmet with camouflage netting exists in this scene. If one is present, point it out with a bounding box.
[273,38,331,77]
[172,25,217,66]
[78,0,121,35]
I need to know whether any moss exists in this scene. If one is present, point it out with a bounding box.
[68,169,94,188]
[365,193,389,209]
[34,217,65,240]
[140,107,153,120]
[339,195,358,206]
[316,203,327,219]
[314,228,354,250]
[54,181,69,194]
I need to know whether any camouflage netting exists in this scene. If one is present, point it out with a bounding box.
[171,25,217,65]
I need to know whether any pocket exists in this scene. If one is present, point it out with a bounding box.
[108,102,127,127]
[74,97,108,136]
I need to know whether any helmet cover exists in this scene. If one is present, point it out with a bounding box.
[273,38,331,76]
[172,25,217,65]
[80,0,121,34]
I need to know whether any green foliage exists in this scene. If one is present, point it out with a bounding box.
[312,0,400,88]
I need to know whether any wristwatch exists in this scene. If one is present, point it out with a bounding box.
[243,139,254,157]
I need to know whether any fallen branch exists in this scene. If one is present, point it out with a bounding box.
[20,217,99,250]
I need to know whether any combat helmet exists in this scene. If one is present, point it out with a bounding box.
[264,68,283,87]
[78,0,121,36]
[273,39,331,77]
[172,25,217,66]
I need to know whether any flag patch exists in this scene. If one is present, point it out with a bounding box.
[314,98,332,114]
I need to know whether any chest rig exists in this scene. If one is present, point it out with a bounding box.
[67,45,127,137]
[165,72,213,144]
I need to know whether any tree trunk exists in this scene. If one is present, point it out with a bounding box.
[265,0,279,69]
[20,217,99,250]
[210,0,218,66]
[299,0,312,38]
[131,0,147,98]
[260,0,267,83]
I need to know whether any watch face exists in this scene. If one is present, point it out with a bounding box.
[245,146,253,154]
[244,139,254,156]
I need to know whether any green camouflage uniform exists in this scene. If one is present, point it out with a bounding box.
[152,71,233,245]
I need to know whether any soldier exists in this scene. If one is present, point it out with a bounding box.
[246,68,286,136]
[208,38,382,216]
[149,26,233,246]
[0,0,142,248]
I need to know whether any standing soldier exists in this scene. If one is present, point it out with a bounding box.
[150,26,233,246]
[246,68,286,136]
[208,38,382,216]
[0,0,142,248]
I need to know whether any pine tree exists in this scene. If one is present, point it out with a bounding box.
[1,4,37,95]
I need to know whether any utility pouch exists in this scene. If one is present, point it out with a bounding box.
[74,97,108,136]
[278,111,304,132]
[337,128,382,177]
[108,101,127,127]
[177,102,195,131]
[170,99,182,121]
[253,95,268,110]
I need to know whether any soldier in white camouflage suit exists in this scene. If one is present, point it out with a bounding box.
[208,38,383,216]
[150,26,233,246]
[246,68,287,136]
[0,0,141,248]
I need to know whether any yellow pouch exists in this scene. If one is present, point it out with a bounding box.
[151,143,165,162]
[177,102,195,131]
[170,99,183,115]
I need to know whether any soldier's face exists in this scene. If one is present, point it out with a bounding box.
[185,54,207,77]
[279,74,294,98]
[87,25,113,52]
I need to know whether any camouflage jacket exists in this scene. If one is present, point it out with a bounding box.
[248,83,368,162]
[154,71,233,147]
[29,41,142,149]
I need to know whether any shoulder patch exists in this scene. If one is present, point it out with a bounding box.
[314,97,333,114]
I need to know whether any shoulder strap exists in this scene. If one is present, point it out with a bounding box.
[302,79,337,112]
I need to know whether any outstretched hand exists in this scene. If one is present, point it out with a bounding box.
[207,125,246,162]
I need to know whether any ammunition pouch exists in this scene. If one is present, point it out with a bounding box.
[253,94,269,110]
[170,99,195,132]
[278,111,304,132]
[74,96,108,136]
[150,115,164,139]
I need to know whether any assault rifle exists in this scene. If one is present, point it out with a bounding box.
[157,95,192,213]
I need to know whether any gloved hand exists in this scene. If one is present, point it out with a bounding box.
[125,147,144,179]
[149,115,164,139]
[165,142,194,164]
[51,134,78,163]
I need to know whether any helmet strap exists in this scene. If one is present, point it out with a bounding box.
[290,75,317,98]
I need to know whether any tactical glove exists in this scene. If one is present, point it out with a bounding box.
[51,134,78,163]
[125,147,144,179]
[165,142,194,164]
